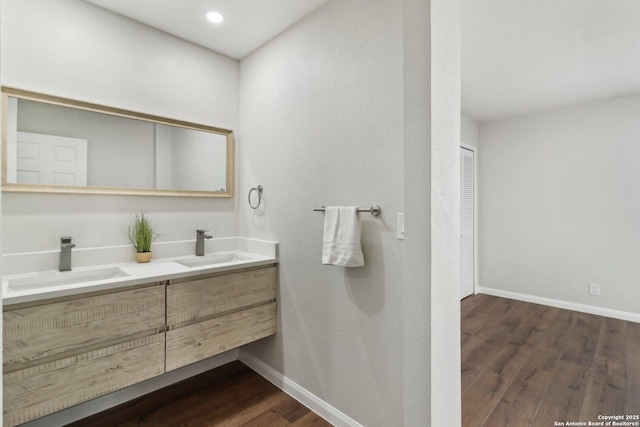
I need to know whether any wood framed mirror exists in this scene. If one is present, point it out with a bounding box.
[1,87,234,197]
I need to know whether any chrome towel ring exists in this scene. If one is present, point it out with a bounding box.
[248,185,263,209]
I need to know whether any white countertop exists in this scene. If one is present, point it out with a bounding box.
[2,238,278,306]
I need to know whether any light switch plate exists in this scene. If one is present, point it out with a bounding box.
[397,213,405,240]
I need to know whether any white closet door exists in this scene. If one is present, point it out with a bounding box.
[16,132,88,186]
[460,147,474,299]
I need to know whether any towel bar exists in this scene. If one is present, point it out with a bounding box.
[313,205,381,217]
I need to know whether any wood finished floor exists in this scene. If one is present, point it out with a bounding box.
[68,294,640,427]
[68,361,331,427]
[462,294,640,427]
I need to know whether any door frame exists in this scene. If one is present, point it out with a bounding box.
[461,143,478,296]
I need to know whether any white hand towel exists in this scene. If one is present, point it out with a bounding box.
[322,206,364,267]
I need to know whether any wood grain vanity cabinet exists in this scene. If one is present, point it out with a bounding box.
[2,264,278,426]
[166,266,277,371]
[3,283,166,427]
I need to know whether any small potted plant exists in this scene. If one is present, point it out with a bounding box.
[128,212,158,263]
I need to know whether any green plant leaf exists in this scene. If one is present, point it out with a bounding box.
[127,212,158,253]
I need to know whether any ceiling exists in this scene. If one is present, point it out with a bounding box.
[84,0,330,60]
[85,0,640,123]
[462,0,640,122]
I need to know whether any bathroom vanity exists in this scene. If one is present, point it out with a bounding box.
[1,239,278,427]
[166,267,276,371]
[0,86,275,426]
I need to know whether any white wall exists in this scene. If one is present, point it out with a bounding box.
[1,0,239,253]
[479,94,640,316]
[154,124,173,189]
[238,0,461,425]
[461,113,479,148]
[171,127,227,191]
[238,1,404,425]
[424,0,462,424]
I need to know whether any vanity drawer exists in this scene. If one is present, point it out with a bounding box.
[167,266,276,328]
[3,333,165,427]
[3,284,165,368]
[166,302,276,371]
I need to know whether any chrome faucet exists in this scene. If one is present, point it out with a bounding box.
[196,229,212,256]
[59,236,76,271]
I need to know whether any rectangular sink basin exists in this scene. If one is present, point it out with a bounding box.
[176,253,251,268]
[6,267,130,292]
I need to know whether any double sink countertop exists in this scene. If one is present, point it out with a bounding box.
[2,237,279,306]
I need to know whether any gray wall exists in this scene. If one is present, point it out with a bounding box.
[479,94,640,317]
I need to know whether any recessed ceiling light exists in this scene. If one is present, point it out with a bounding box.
[206,11,224,24]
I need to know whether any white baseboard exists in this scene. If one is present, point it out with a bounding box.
[476,287,640,323]
[239,350,364,427]
[22,348,364,427]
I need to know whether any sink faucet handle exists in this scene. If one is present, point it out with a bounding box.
[61,236,73,244]
[197,229,213,239]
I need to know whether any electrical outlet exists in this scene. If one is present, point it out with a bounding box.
[589,283,600,296]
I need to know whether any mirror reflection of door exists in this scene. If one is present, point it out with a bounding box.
[2,90,233,196]
[14,132,88,186]
[460,147,474,299]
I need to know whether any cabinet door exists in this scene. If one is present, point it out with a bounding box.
[166,303,276,371]
[3,284,165,368]
[3,333,165,427]
[167,267,276,328]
